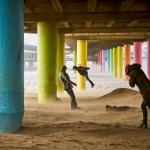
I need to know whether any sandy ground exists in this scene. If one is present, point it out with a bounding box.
[0,88,150,150]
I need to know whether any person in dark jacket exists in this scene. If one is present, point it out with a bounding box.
[59,65,78,109]
[73,65,95,88]
[125,63,150,128]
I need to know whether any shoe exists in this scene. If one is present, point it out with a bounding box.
[71,102,78,110]
[138,121,147,128]
[91,83,95,88]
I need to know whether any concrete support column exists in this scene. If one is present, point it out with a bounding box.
[117,46,123,79]
[123,44,131,80]
[37,22,57,103]
[77,40,87,90]
[0,0,24,133]
[113,47,117,78]
[97,50,102,72]
[97,50,100,65]
[107,49,110,73]
[102,50,106,73]
[57,33,65,93]
[147,39,150,79]
[73,49,77,73]
[110,48,113,74]
[134,42,142,65]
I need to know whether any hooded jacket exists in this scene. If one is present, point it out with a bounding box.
[129,63,150,100]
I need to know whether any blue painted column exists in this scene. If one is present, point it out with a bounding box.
[0,0,24,133]
[107,49,110,73]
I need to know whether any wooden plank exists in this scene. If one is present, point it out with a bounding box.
[107,20,115,27]
[25,12,150,22]
[59,27,150,33]
[65,34,150,40]
[120,0,135,11]
[127,20,138,27]
[86,0,97,28]
[50,0,69,28]
[87,0,97,12]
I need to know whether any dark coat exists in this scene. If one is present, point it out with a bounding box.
[129,64,150,101]
[76,66,89,76]
[59,72,73,90]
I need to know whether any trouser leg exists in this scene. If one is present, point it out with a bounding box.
[139,101,148,128]
[141,101,148,123]
[66,89,78,109]
[85,74,94,87]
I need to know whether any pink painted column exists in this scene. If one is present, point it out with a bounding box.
[102,50,106,73]
[147,39,150,79]
[97,50,102,72]
[97,50,100,64]
[134,42,142,65]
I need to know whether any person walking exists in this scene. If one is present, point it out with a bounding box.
[73,65,94,88]
[125,63,150,128]
[59,65,78,109]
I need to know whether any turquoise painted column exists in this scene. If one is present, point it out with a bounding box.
[110,48,113,74]
[0,0,24,133]
[113,47,117,78]
[107,49,110,73]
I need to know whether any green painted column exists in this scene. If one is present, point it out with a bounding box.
[117,46,123,79]
[113,47,117,78]
[37,22,57,103]
[57,33,65,93]
[110,48,113,74]
[73,49,77,73]
[73,49,77,66]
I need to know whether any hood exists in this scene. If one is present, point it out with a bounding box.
[131,63,141,71]
[125,64,132,75]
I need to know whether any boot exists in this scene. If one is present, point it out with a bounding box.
[71,101,78,110]
[138,120,147,128]
[91,83,95,88]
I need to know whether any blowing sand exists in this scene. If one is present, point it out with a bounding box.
[0,88,150,150]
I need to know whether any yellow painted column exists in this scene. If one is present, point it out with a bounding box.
[117,46,123,79]
[123,44,131,80]
[113,47,117,78]
[77,40,87,90]
[57,33,65,93]
[37,22,57,103]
